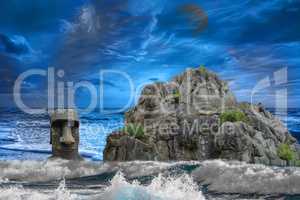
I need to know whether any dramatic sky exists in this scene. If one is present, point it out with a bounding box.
[0,0,299,110]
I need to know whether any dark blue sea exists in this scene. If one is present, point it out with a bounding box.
[0,107,299,161]
[0,108,125,161]
[0,107,299,199]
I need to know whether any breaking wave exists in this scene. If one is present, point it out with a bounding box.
[103,172,205,200]
[0,180,75,200]
[0,160,205,200]
[192,160,300,194]
[0,159,109,182]
[0,159,300,199]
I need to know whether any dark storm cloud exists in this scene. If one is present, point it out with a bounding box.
[0,34,31,55]
[0,54,24,94]
[0,0,84,33]
[53,0,127,72]
[53,0,170,76]
[167,0,300,45]
[0,0,299,108]
[234,0,300,44]
[0,0,85,99]
[51,0,300,108]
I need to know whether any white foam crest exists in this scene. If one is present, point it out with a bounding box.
[0,143,50,153]
[0,160,200,183]
[192,159,300,194]
[0,180,75,200]
[117,160,201,178]
[0,159,112,182]
[104,171,205,200]
[54,179,76,200]
[0,177,9,184]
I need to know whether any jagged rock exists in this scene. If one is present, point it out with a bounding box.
[214,121,288,165]
[103,68,299,165]
[104,132,155,161]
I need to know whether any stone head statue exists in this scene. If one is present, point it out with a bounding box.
[50,109,82,160]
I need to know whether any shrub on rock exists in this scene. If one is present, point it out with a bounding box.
[277,143,296,162]
[220,110,248,124]
[123,123,145,140]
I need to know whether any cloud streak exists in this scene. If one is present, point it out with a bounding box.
[0,0,299,108]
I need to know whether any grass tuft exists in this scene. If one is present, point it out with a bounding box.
[277,143,296,162]
[220,110,248,124]
[122,123,145,140]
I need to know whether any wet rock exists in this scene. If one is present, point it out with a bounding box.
[103,68,298,165]
[104,132,155,161]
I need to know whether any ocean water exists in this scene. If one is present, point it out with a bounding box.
[0,108,299,199]
[0,108,125,161]
[0,107,299,161]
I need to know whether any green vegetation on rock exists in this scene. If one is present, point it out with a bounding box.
[198,65,207,73]
[238,102,251,110]
[220,110,248,124]
[296,160,300,167]
[173,89,181,103]
[277,143,296,162]
[173,90,181,98]
[123,123,145,140]
[198,65,210,80]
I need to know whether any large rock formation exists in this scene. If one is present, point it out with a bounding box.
[104,68,299,165]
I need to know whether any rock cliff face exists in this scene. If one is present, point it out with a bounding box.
[104,68,298,165]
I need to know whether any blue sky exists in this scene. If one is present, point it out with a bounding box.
[0,0,299,109]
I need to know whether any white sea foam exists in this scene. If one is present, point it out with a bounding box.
[116,160,201,179]
[0,172,205,200]
[0,160,200,182]
[192,160,300,194]
[104,171,205,200]
[1,159,300,198]
[0,159,113,182]
[0,180,76,200]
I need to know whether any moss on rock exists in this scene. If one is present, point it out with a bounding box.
[122,123,145,140]
[277,143,296,162]
[220,110,248,124]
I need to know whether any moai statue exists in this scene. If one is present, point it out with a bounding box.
[50,109,83,160]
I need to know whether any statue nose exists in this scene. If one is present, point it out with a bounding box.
[60,127,75,145]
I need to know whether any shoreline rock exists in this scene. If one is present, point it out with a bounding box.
[104,67,299,165]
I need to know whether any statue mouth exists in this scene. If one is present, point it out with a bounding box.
[59,142,76,150]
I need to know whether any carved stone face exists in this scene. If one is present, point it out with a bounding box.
[50,109,82,160]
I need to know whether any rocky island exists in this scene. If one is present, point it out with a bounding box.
[104,67,299,165]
